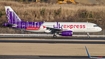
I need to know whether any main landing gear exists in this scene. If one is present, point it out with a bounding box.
[53,33,57,38]
[20,29,25,34]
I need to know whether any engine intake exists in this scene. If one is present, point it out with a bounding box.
[45,30,51,33]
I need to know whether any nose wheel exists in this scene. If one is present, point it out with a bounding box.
[87,32,90,38]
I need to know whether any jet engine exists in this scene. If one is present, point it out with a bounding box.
[45,30,51,33]
[59,31,73,36]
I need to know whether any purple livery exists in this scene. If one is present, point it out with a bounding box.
[3,6,102,37]
[4,6,43,29]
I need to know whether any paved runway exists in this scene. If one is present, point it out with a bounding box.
[0,34,105,38]
[0,34,105,39]
[0,38,105,44]
[0,55,105,59]
[0,55,94,59]
[0,37,105,59]
[1,36,105,39]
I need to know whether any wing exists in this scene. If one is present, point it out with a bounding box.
[46,27,62,34]
[46,27,73,37]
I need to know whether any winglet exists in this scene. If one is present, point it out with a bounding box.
[85,46,91,58]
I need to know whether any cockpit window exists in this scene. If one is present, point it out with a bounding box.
[93,25,98,27]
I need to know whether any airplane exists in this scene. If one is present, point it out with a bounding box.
[3,6,102,37]
[85,46,105,59]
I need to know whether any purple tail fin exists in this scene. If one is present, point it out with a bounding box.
[5,6,21,24]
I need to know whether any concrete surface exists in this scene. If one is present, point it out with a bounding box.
[0,43,105,56]
[0,55,92,59]
[0,34,105,38]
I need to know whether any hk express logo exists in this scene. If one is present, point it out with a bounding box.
[53,22,86,29]
[7,8,19,23]
[7,8,10,21]
[53,22,62,29]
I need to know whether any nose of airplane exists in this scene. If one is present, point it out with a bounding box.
[98,27,102,32]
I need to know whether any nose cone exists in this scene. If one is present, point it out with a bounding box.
[98,27,102,32]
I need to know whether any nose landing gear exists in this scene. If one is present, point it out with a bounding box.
[87,32,90,38]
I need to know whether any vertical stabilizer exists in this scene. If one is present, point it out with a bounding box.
[5,6,21,24]
[85,46,91,58]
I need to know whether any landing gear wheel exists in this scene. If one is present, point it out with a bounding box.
[87,32,90,38]
[20,29,25,34]
[53,33,57,38]
[53,35,57,38]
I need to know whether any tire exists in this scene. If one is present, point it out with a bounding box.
[53,34,57,38]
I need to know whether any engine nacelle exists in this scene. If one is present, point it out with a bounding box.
[59,31,73,36]
[45,30,51,33]
[3,23,12,27]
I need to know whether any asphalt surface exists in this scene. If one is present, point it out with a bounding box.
[0,37,105,59]
[0,34,105,38]
[0,55,105,59]
[0,55,95,59]
[0,37,105,44]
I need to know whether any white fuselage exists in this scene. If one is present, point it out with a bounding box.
[26,22,102,33]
